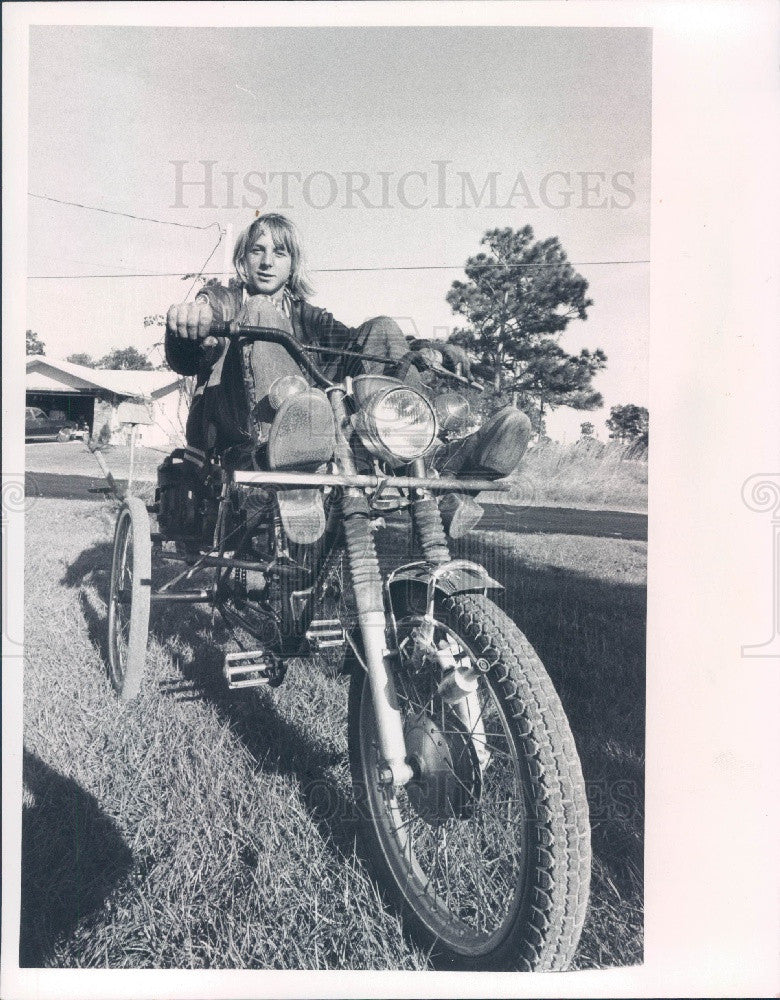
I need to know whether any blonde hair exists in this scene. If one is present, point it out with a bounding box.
[233,214,315,299]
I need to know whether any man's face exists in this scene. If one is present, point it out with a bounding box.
[243,228,292,296]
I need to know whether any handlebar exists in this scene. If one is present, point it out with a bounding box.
[208,321,335,388]
[206,321,485,393]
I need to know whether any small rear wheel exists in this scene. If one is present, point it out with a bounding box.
[107,497,151,700]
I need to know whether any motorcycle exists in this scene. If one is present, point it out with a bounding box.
[106,323,591,971]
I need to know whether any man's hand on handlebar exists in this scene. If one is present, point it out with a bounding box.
[166,296,218,347]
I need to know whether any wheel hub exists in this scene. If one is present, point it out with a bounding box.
[404,709,482,822]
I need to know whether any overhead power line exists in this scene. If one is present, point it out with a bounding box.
[27,260,649,279]
[28,190,227,294]
[27,190,649,277]
[28,192,223,231]
[182,227,225,302]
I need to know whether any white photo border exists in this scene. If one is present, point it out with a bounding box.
[3,2,779,998]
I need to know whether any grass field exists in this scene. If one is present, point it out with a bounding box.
[485,438,648,512]
[20,495,645,970]
[24,441,163,482]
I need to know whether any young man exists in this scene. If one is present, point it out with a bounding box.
[165,213,531,534]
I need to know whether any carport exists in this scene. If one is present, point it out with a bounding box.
[25,356,188,448]
[26,388,98,430]
[26,361,103,431]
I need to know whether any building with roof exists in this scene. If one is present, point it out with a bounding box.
[25,356,190,449]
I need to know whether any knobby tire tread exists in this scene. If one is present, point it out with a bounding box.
[348,591,590,971]
[443,593,591,971]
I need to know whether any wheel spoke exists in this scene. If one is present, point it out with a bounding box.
[359,614,532,950]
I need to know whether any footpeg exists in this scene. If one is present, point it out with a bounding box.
[306,619,346,650]
[223,649,279,689]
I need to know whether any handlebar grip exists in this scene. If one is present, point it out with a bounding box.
[207,319,235,337]
[427,362,485,394]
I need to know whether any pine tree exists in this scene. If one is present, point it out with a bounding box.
[606,404,649,445]
[446,226,604,429]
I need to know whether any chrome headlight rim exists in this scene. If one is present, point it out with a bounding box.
[434,389,472,436]
[354,385,438,466]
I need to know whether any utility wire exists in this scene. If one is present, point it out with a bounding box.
[28,189,230,291]
[182,227,225,301]
[28,192,223,231]
[27,190,649,276]
[28,260,649,279]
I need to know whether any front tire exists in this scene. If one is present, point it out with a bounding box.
[347,592,590,970]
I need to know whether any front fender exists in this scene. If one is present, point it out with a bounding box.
[387,560,503,617]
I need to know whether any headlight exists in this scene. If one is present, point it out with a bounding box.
[434,391,471,434]
[354,386,438,465]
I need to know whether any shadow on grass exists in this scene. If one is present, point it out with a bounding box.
[20,750,134,967]
[60,540,361,860]
[155,609,361,860]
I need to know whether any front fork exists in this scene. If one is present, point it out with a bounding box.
[331,396,478,789]
[330,389,415,787]
[341,494,414,786]
[405,458,489,767]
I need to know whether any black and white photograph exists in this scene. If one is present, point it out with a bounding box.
[2,2,778,998]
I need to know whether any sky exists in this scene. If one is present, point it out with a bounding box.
[26,25,651,441]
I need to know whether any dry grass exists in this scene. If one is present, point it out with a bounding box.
[21,495,645,969]
[483,438,648,512]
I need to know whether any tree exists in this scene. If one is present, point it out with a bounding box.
[97,346,153,371]
[66,353,96,368]
[606,404,649,445]
[446,226,604,431]
[26,329,45,355]
[580,422,595,438]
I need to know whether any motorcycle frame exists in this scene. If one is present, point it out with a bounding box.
[146,326,510,788]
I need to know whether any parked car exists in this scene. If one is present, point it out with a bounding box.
[25,406,86,442]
